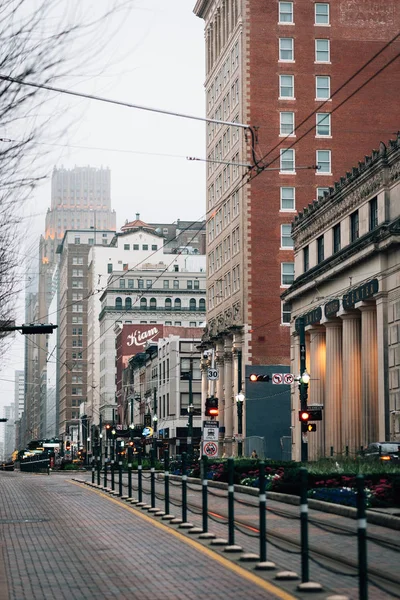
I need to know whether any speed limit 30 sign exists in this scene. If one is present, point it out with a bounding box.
[207,368,219,380]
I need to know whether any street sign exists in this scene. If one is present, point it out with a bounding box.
[283,373,294,384]
[203,441,218,457]
[203,426,219,441]
[272,373,283,384]
[142,426,154,438]
[203,420,219,428]
[207,368,219,380]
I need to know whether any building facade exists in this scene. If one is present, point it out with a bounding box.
[283,135,400,460]
[193,0,400,454]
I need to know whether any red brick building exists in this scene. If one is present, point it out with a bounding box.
[193,0,400,453]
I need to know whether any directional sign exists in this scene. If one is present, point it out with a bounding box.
[272,373,283,385]
[284,373,294,384]
[207,368,219,381]
[203,441,218,457]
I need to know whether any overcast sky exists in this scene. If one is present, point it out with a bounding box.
[0,0,206,418]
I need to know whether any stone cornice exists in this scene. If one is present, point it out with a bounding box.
[193,0,209,19]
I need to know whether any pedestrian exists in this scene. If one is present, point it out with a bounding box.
[251,449,258,459]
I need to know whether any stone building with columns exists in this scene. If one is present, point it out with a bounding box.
[283,136,400,460]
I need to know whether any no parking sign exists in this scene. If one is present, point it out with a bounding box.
[202,441,218,457]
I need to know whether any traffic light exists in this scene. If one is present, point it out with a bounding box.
[105,424,111,439]
[21,323,57,334]
[65,440,71,451]
[307,423,317,432]
[205,396,219,417]
[249,374,270,382]
[299,410,310,422]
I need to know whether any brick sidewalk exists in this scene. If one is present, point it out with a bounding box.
[0,472,294,600]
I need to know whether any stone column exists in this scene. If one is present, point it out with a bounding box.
[359,303,378,447]
[341,312,362,454]
[375,293,389,440]
[224,340,233,456]
[215,342,225,456]
[291,332,301,462]
[307,326,326,460]
[324,320,343,456]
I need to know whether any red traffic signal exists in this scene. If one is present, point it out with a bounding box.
[205,396,219,417]
[299,411,310,422]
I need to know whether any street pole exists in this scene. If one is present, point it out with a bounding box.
[153,387,158,459]
[237,398,243,458]
[187,372,193,464]
[299,317,308,463]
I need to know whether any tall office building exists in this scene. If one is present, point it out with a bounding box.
[193,0,400,454]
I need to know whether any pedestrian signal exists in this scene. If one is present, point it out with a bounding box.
[307,423,317,432]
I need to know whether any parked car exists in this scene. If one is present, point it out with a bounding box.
[1,461,15,471]
[360,443,400,462]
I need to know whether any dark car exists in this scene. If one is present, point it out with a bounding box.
[360,443,400,463]
[1,461,15,471]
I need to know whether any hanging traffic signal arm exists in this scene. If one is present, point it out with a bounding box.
[249,374,270,382]
[0,323,58,334]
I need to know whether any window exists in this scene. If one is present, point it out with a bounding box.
[125,298,132,309]
[369,196,378,230]
[194,280,199,290]
[174,298,181,310]
[163,280,169,289]
[142,244,148,251]
[124,244,130,250]
[315,3,329,24]
[232,265,240,292]
[280,149,295,172]
[279,74,294,98]
[173,280,179,289]
[152,245,158,251]
[316,76,330,99]
[281,187,295,210]
[317,235,324,263]
[279,1,293,23]
[333,223,341,253]
[119,279,125,289]
[175,321,182,326]
[140,298,147,310]
[115,297,123,310]
[146,280,152,289]
[128,279,134,289]
[350,210,359,242]
[317,187,329,200]
[74,237,80,245]
[279,38,294,61]
[282,302,292,324]
[303,246,309,272]
[88,238,94,245]
[138,279,144,289]
[189,322,197,327]
[281,224,293,248]
[280,112,295,135]
[315,39,330,62]
[150,298,156,310]
[187,280,193,289]
[316,150,331,174]
[107,263,113,273]
[189,298,196,311]
[133,244,139,250]
[316,113,331,136]
[281,262,294,286]
[199,298,206,311]
[165,298,172,310]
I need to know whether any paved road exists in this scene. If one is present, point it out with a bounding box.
[0,471,296,600]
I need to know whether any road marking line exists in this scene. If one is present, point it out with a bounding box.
[71,480,296,600]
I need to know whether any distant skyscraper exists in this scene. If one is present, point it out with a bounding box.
[14,370,24,419]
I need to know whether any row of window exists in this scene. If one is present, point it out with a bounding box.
[280,74,331,100]
[114,278,201,290]
[208,191,239,239]
[279,2,330,25]
[208,265,240,308]
[303,197,378,270]
[206,0,239,74]
[280,112,331,137]
[279,149,331,174]
[208,227,240,275]
[114,297,206,311]
[278,38,330,63]
[122,243,158,252]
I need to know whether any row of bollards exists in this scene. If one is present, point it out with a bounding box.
[94,451,368,600]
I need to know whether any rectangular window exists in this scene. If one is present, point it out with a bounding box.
[128,279,134,289]
[163,280,169,289]
[119,279,125,289]
[317,235,324,263]
[133,244,139,250]
[282,302,292,324]
[281,187,295,210]
[315,3,330,24]
[194,280,199,290]
[333,223,341,253]
[187,280,193,289]
[317,187,329,200]
[107,263,113,273]
[316,39,330,62]
[279,74,294,98]
[138,279,144,289]
[316,150,331,173]
[350,210,359,242]
[280,112,295,135]
[74,237,80,245]
[173,280,179,289]
[279,1,293,23]
[280,149,295,172]
[281,224,293,248]
[316,113,331,136]
[316,75,330,99]
[124,244,130,250]
[142,244,148,251]
[279,38,294,61]
[146,280,152,289]
[152,245,157,251]
[303,246,309,272]
[369,196,378,230]
[281,262,295,286]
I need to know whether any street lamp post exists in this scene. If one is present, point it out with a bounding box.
[87,437,91,466]
[187,403,194,463]
[235,392,244,457]
[152,415,158,458]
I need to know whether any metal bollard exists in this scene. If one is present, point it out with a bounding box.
[330,446,334,457]
[104,456,108,488]
[227,457,235,546]
[138,450,143,503]
[111,456,115,492]
[127,446,132,498]
[150,449,156,508]
[202,455,208,533]
[97,457,101,486]
[182,452,187,523]
[91,458,95,484]
[164,449,170,515]
[346,445,349,457]
[300,468,309,583]
[356,475,368,600]
[118,459,123,497]
[259,461,267,562]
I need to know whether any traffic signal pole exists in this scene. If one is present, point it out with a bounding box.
[298,317,308,463]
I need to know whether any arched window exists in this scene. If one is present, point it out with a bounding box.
[174,298,181,311]
[125,297,132,309]
[150,298,157,310]
[189,298,196,311]
[165,298,172,311]
[199,298,206,311]
[115,297,122,310]
[140,298,147,310]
